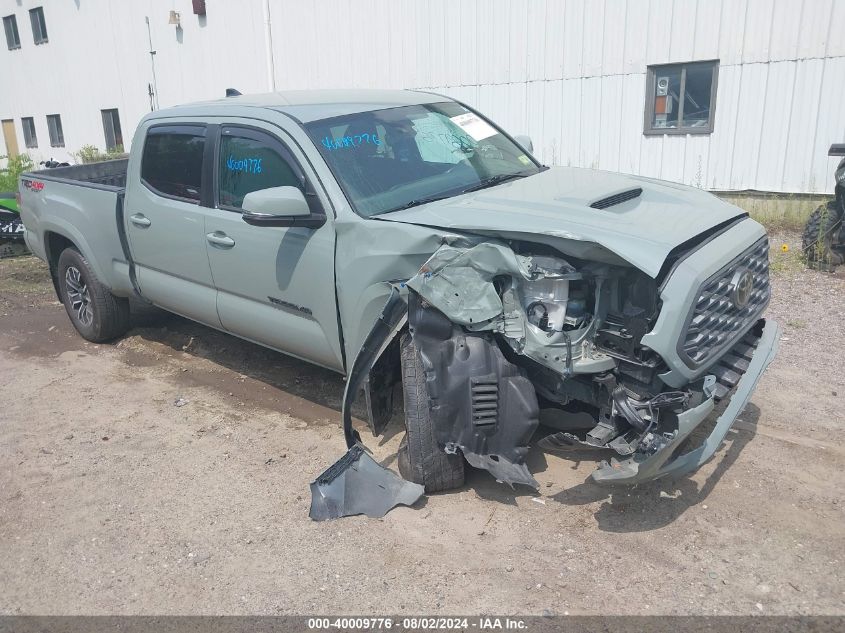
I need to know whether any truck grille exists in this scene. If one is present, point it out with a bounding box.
[680,237,770,368]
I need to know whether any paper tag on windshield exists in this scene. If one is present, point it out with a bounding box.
[450,113,497,141]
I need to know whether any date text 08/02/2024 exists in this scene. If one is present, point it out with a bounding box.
[307,617,528,630]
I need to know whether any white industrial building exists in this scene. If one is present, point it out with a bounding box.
[1,0,843,194]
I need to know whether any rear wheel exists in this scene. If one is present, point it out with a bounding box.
[802,201,844,270]
[57,247,130,342]
[397,333,465,492]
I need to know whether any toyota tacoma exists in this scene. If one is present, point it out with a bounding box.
[17,90,778,517]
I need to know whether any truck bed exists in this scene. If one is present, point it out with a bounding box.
[32,159,128,190]
[19,158,134,298]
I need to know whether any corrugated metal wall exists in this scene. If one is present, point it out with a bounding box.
[272,0,845,194]
[1,0,842,193]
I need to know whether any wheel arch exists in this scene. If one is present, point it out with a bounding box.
[43,231,78,300]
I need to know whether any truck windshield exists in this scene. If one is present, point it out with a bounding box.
[304,101,542,217]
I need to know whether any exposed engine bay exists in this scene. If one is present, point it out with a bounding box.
[402,241,692,488]
[310,237,779,520]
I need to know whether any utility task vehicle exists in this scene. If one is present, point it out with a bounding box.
[803,144,845,270]
[0,192,27,258]
[18,90,778,518]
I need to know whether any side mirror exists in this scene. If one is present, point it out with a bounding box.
[514,134,534,153]
[241,186,326,229]
[242,186,309,217]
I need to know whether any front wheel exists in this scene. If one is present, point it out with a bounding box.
[397,333,465,492]
[57,247,130,342]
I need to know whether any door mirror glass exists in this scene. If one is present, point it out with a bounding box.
[514,134,533,153]
[241,186,310,217]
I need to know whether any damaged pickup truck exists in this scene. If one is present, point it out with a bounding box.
[17,90,778,519]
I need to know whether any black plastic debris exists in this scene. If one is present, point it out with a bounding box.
[309,444,424,521]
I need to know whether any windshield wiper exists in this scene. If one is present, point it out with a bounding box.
[459,172,528,194]
[384,194,454,213]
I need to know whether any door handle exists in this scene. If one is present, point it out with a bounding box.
[129,213,151,228]
[207,231,235,248]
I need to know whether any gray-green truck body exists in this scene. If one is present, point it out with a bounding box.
[18,90,778,492]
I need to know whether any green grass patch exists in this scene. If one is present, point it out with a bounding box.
[748,205,815,233]
[717,192,830,233]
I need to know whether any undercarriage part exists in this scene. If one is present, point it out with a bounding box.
[538,407,596,431]
[592,319,779,485]
[409,292,540,489]
[309,444,424,521]
[542,385,689,458]
[611,386,649,432]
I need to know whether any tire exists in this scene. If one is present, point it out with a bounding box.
[57,247,130,343]
[802,201,844,270]
[397,333,465,492]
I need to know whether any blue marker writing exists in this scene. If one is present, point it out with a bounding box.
[227,156,263,174]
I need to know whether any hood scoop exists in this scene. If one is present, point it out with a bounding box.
[589,187,643,210]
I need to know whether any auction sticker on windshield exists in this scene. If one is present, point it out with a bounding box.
[450,112,497,141]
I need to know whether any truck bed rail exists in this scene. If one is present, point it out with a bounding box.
[27,159,128,190]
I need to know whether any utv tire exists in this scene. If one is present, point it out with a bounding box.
[802,201,844,270]
[398,333,465,492]
[57,247,130,343]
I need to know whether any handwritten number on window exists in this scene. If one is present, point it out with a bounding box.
[227,155,263,174]
[322,132,382,151]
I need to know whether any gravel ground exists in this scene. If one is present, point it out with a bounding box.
[0,242,843,616]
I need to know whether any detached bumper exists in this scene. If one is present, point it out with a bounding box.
[592,319,780,485]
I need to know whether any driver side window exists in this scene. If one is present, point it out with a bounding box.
[217,130,302,210]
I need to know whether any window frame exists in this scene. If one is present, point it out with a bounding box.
[3,14,20,50]
[21,117,37,148]
[212,124,323,217]
[29,6,47,44]
[140,123,209,205]
[46,114,64,147]
[643,60,719,136]
[101,108,123,152]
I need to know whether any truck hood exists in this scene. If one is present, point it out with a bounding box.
[377,167,747,278]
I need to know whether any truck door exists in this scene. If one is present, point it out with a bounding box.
[203,123,344,372]
[124,123,221,328]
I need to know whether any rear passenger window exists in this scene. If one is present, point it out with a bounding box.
[218,129,302,210]
[141,127,205,202]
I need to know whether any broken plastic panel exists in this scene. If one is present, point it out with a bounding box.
[309,444,424,521]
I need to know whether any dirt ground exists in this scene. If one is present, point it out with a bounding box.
[1,239,844,616]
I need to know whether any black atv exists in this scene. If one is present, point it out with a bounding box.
[803,143,845,270]
[0,192,28,259]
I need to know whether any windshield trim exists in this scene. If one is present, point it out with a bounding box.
[303,100,545,219]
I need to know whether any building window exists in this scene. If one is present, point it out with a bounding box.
[3,14,20,49]
[21,117,37,148]
[46,114,64,147]
[101,109,123,152]
[29,7,47,45]
[644,61,719,135]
